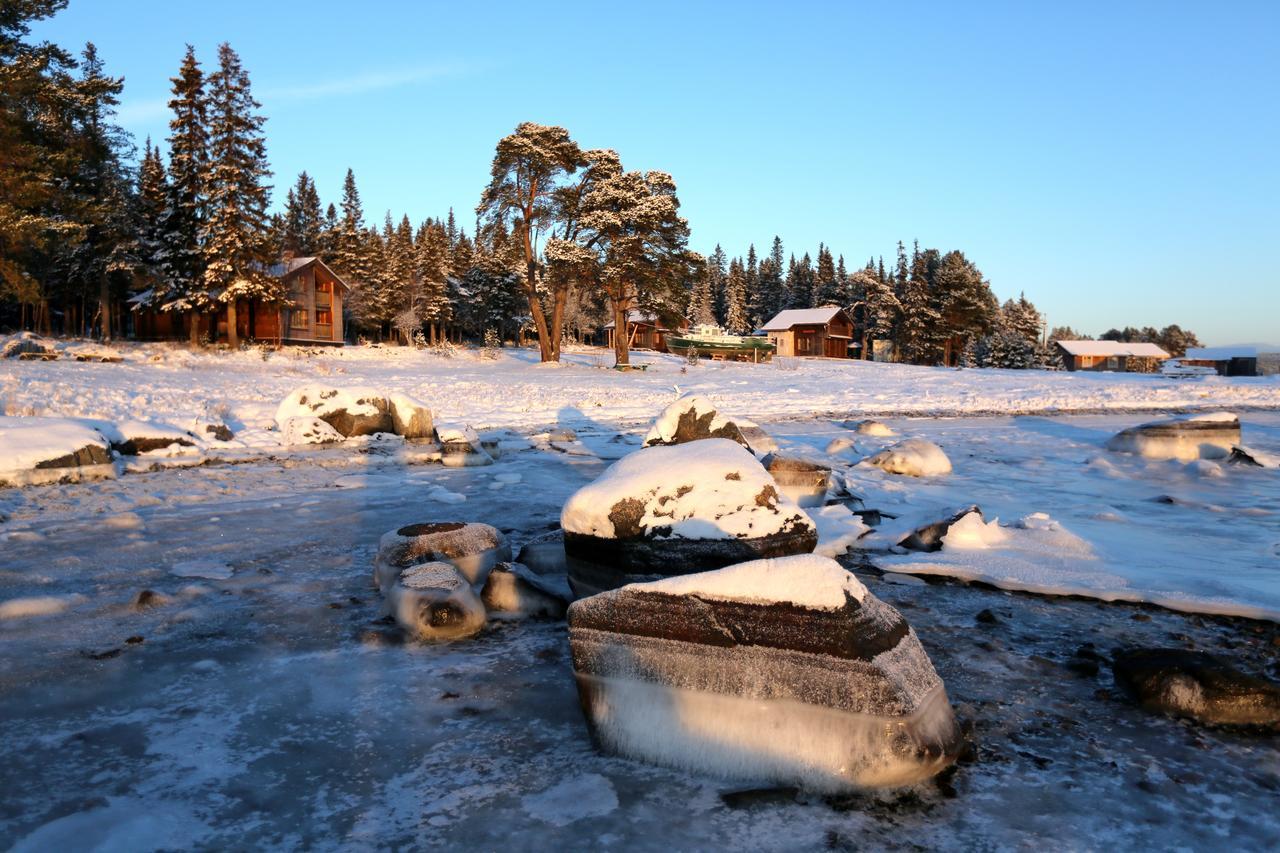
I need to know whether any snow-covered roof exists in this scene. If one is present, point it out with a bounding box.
[760,306,846,331]
[602,310,681,330]
[127,289,154,307]
[1055,340,1170,358]
[1184,345,1276,360]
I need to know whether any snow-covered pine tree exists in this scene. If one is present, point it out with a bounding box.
[136,138,170,295]
[856,268,899,359]
[753,237,786,323]
[688,261,715,325]
[282,171,323,256]
[160,44,211,343]
[744,244,760,327]
[932,249,997,365]
[724,257,749,334]
[200,42,275,348]
[786,253,814,309]
[318,203,338,260]
[813,244,843,306]
[706,245,727,325]
[414,220,451,344]
[333,169,369,284]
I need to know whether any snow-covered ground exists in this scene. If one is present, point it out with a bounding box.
[2,340,1279,848]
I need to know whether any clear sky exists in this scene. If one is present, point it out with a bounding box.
[33,0,1280,345]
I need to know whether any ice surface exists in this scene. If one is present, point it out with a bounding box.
[627,554,866,609]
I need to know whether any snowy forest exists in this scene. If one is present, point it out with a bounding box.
[0,2,1202,367]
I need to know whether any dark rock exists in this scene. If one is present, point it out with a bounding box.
[1112,648,1280,728]
[1227,446,1264,467]
[516,536,568,576]
[204,423,234,442]
[125,635,144,645]
[975,608,999,625]
[719,786,801,809]
[899,506,983,553]
[131,589,163,610]
[34,443,112,470]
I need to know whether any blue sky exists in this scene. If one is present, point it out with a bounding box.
[34,1,1279,345]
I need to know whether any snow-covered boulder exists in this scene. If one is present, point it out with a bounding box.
[643,394,749,449]
[374,521,510,592]
[897,506,983,552]
[386,562,487,642]
[434,423,493,467]
[761,453,831,508]
[0,416,114,486]
[561,439,817,597]
[389,393,434,440]
[275,386,394,438]
[1,332,54,359]
[110,419,198,455]
[865,438,952,477]
[1106,413,1241,462]
[825,436,860,456]
[841,419,895,437]
[279,415,344,446]
[481,562,571,620]
[567,554,963,792]
[1112,648,1280,729]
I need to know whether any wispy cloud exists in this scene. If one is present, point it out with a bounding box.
[117,62,465,127]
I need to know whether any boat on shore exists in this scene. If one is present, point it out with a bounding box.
[667,324,776,362]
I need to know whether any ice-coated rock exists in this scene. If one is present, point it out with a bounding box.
[865,438,952,477]
[568,554,963,792]
[386,562,486,642]
[761,453,831,508]
[481,562,570,620]
[517,532,568,576]
[388,393,434,439]
[1106,412,1241,462]
[1112,648,1280,729]
[735,418,778,456]
[841,419,895,437]
[275,386,394,437]
[0,416,114,486]
[374,521,510,591]
[279,415,344,446]
[897,506,983,552]
[561,439,817,597]
[1227,445,1276,468]
[435,423,493,467]
[642,394,749,449]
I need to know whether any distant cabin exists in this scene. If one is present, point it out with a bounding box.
[1055,340,1170,372]
[1178,345,1280,377]
[603,311,688,352]
[760,306,855,358]
[129,256,350,346]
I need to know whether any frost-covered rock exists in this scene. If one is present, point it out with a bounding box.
[279,415,344,446]
[386,562,487,642]
[735,418,778,456]
[435,423,493,467]
[0,416,114,486]
[567,554,963,792]
[898,506,983,552]
[1226,446,1269,468]
[865,438,952,477]
[517,532,568,576]
[275,386,394,437]
[561,439,817,597]
[481,562,570,620]
[761,453,831,508]
[374,521,510,591]
[388,393,434,440]
[110,419,199,455]
[642,394,748,449]
[1106,413,1241,462]
[841,419,896,437]
[1112,648,1280,729]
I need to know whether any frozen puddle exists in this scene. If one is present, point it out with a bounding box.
[170,560,235,580]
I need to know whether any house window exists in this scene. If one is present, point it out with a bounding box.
[290,310,308,330]
[316,309,332,326]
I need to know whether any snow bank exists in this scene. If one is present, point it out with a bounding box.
[628,553,866,609]
[561,439,811,540]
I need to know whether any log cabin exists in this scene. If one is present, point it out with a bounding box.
[1055,340,1170,372]
[602,311,688,352]
[129,256,350,346]
[760,306,856,358]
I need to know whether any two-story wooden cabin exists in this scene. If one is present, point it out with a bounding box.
[760,306,856,358]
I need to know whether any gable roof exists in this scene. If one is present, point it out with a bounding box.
[602,310,686,330]
[1055,340,1170,358]
[267,256,351,291]
[760,306,848,331]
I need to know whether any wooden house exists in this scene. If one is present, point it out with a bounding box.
[759,306,855,358]
[602,311,688,352]
[1178,345,1280,377]
[129,256,349,346]
[1055,340,1170,372]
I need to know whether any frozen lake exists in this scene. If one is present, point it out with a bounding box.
[1,412,1278,848]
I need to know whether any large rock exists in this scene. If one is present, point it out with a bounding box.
[643,394,749,449]
[568,554,963,792]
[1106,413,1241,462]
[481,562,571,620]
[761,453,831,508]
[898,506,984,552]
[389,393,434,439]
[279,415,344,446]
[561,439,817,598]
[434,423,493,467]
[1112,648,1280,729]
[865,438,952,477]
[735,418,778,456]
[517,532,569,576]
[374,521,510,592]
[386,562,487,642]
[0,416,113,486]
[275,386,394,438]
[1,332,54,359]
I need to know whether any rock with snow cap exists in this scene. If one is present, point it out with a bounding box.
[0,416,114,486]
[567,553,963,792]
[865,438,952,477]
[386,562,487,642]
[481,562,571,620]
[374,521,510,592]
[1106,412,1241,462]
[761,452,832,508]
[275,385,394,438]
[898,506,984,552]
[561,439,817,598]
[642,394,749,449]
[1,332,54,359]
[388,393,434,439]
[109,419,199,455]
[434,423,493,467]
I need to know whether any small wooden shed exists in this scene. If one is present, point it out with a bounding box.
[603,311,688,352]
[760,306,855,358]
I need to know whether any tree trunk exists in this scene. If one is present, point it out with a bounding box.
[189,311,201,347]
[226,300,239,348]
[612,298,631,367]
[97,275,111,341]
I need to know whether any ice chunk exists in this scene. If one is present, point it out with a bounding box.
[761,453,831,508]
[627,553,866,608]
[864,438,952,477]
[1106,413,1241,461]
[941,512,1007,549]
[809,504,872,558]
[386,562,486,642]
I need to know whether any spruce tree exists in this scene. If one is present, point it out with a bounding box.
[415,220,451,343]
[724,257,749,334]
[201,42,275,348]
[136,138,169,296]
[282,171,322,255]
[161,44,211,342]
[744,244,760,326]
[706,245,727,325]
[813,244,842,306]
